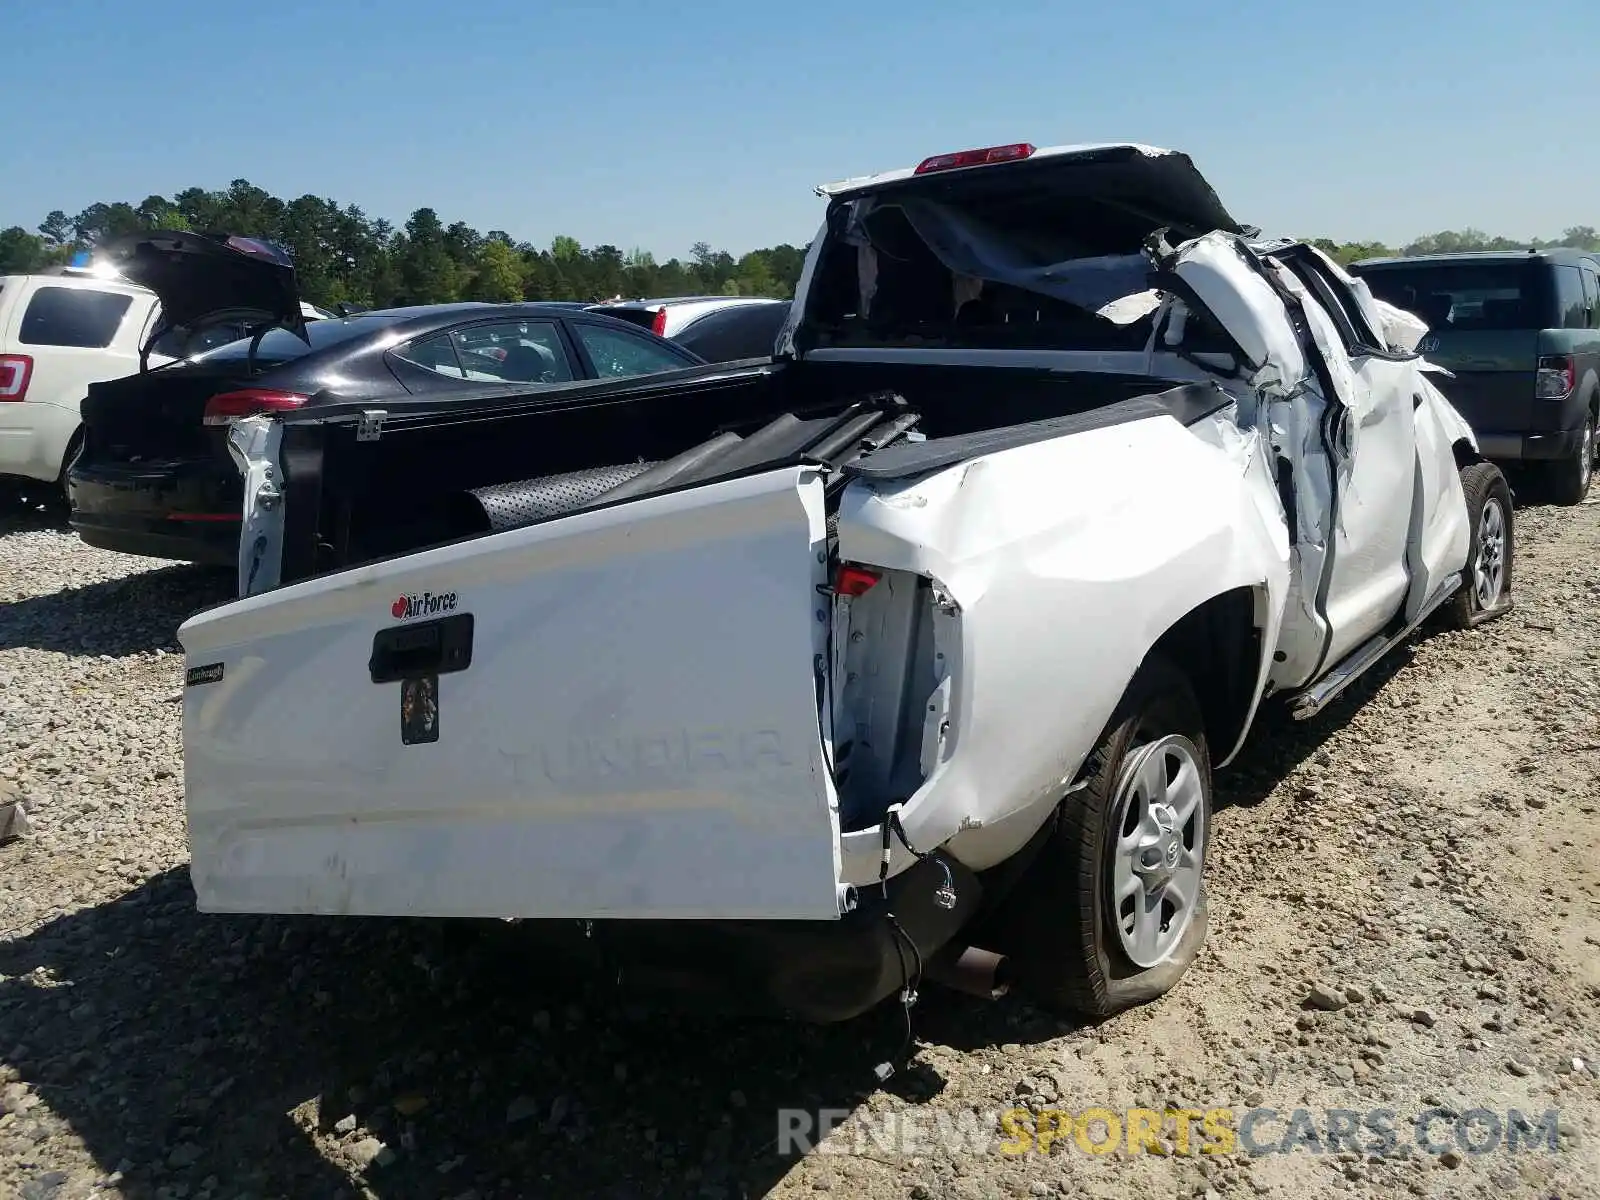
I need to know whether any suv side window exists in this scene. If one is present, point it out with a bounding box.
[1580,262,1599,329]
[19,287,135,349]
[1553,265,1587,329]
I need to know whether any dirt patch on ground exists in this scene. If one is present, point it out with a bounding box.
[3,490,1597,1200]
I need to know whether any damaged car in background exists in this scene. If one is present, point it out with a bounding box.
[174,142,1514,1045]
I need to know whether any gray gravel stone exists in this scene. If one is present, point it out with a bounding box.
[5,446,1600,1200]
[347,1138,385,1168]
[1307,983,1350,1011]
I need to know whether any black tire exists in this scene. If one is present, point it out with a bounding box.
[55,425,86,507]
[1445,461,1514,629]
[1545,412,1594,506]
[993,654,1212,1018]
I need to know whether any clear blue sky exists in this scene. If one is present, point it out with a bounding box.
[6,0,1598,259]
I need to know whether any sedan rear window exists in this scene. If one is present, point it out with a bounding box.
[193,313,408,366]
[1353,261,1556,331]
[574,324,696,378]
[19,287,135,348]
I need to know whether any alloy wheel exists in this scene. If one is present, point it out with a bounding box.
[1110,734,1207,968]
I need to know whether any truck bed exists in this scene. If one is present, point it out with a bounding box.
[267,357,1217,587]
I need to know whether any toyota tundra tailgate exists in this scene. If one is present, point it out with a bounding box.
[177,464,847,921]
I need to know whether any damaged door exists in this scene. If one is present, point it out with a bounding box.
[178,464,848,922]
[1263,246,1416,671]
[1166,233,1416,689]
[1283,246,1469,624]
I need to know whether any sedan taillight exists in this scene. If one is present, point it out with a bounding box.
[202,388,310,426]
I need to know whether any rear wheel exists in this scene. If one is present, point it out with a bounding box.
[1546,413,1593,505]
[996,655,1212,1017]
[1445,461,1514,629]
[55,425,86,507]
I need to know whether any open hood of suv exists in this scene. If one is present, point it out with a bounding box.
[98,230,307,345]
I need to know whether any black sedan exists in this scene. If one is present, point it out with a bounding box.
[68,301,706,565]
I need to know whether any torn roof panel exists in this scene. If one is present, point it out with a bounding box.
[816,141,1178,198]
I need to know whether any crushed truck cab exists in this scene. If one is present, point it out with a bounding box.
[178,142,1511,1025]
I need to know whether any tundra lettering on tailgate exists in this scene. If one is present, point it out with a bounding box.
[499,728,795,791]
[391,590,459,620]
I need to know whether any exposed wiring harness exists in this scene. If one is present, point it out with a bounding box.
[872,804,957,1083]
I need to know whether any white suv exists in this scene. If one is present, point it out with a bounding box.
[0,272,164,492]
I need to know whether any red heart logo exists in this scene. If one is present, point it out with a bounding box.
[391,597,408,619]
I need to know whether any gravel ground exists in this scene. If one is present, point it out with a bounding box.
[2,483,1598,1200]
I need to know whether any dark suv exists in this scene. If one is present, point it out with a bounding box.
[1350,249,1600,503]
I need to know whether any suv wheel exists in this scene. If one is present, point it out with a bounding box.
[991,654,1212,1017]
[1548,413,1594,505]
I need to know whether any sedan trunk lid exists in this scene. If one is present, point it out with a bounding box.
[97,230,308,358]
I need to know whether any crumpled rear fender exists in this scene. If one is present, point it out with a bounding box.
[832,408,1290,883]
[1416,371,1480,454]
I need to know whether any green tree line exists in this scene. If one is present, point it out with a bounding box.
[1,179,1596,304]
[1307,226,1600,266]
[0,180,807,306]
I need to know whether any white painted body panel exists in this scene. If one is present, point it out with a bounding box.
[1167,236,1476,693]
[180,466,847,920]
[1279,262,1413,667]
[0,275,163,482]
[1407,375,1474,621]
[832,408,1289,885]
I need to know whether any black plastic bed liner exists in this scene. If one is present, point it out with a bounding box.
[842,381,1235,481]
[440,382,1235,537]
[450,392,919,535]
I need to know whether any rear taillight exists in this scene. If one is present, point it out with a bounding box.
[833,564,882,597]
[1535,355,1575,400]
[0,354,33,402]
[201,388,310,426]
[650,307,668,337]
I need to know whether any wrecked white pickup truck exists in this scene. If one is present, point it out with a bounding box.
[177,142,1513,1028]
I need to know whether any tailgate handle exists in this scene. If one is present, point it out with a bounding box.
[369,614,474,683]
